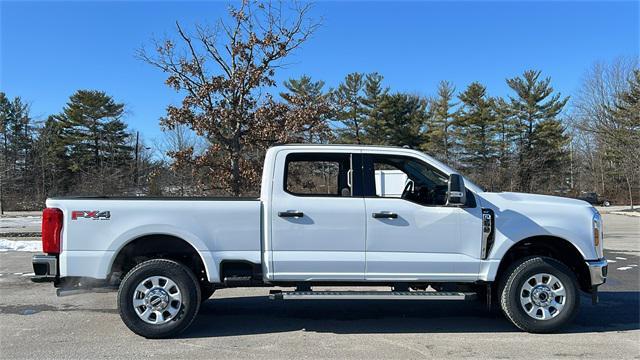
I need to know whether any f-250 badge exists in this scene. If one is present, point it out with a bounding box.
[71,210,111,221]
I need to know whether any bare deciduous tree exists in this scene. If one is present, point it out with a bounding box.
[138,0,322,196]
[157,123,206,196]
[571,57,639,208]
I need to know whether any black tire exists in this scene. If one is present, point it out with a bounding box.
[117,259,201,338]
[500,256,580,333]
[200,284,215,303]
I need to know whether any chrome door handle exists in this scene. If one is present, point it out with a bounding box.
[372,211,398,219]
[278,210,304,218]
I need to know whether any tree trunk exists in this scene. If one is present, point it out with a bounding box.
[625,175,634,210]
[354,116,361,144]
[230,133,242,196]
[230,153,241,196]
[94,125,100,168]
[598,157,605,195]
[443,122,449,164]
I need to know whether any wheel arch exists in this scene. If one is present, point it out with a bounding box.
[494,235,592,293]
[108,233,214,285]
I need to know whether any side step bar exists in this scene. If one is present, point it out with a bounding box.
[269,290,476,301]
[56,287,115,297]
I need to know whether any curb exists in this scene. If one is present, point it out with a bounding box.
[610,211,640,218]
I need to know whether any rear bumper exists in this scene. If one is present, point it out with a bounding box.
[586,258,608,286]
[31,255,58,283]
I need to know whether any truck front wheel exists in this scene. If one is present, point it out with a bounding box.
[500,256,580,333]
[117,259,201,338]
[200,284,215,303]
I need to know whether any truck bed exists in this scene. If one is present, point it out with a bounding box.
[46,197,262,283]
[49,196,259,201]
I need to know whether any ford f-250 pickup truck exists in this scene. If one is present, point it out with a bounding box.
[32,144,608,338]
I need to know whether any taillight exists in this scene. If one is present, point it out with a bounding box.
[42,208,63,254]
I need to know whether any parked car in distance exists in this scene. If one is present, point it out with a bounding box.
[578,192,611,207]
[32,144,608,338]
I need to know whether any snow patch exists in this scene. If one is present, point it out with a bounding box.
[0,239,42,252]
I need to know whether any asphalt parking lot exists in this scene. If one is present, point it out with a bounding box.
[0,213,638,359]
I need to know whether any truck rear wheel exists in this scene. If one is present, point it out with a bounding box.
[117,259,201,338]
[500,256,579,333]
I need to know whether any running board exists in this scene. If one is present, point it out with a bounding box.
[56,287,115,297]
[269,290,476,301]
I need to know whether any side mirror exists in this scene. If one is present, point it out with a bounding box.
[446,174,467,206]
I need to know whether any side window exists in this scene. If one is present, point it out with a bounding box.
[365,154,450,206]
[374,162,408,198]
[284,153,353,197]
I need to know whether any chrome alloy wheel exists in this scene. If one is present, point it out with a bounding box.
[520,273,566,320]
[133,276,182,324]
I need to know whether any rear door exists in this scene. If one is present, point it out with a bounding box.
[269,150,366,280]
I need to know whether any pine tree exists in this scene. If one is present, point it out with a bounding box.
[34,116,71,195]
[375,93,428,148]
[0,94,33,174]
[282,75,326,106]
[280,75,332,143]
[608,69,640,208]
[493,97,519,190]
[331,73,367,144]
[506,70,569,192]
[55,90,129,169]
[54,90,132,194]
[610,69,640,150]
[424,81,458,165]
[530,119,570,192]
[455,82,499,189]
[361,72,389,144]
[0,93,36,209]
[0,93,10,174]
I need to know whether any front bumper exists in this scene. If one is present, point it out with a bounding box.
[586,258,608,286]
[31,255,58,283]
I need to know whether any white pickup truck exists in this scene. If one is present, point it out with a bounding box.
[32,144,607,338]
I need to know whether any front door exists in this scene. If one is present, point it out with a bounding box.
[270,151,366,281]
[362,153,482,281]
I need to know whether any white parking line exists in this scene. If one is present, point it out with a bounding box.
[608,260,617,263]
[615,257,627,260]
[617,267,633,271]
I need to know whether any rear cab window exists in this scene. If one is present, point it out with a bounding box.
[284,153,360,197]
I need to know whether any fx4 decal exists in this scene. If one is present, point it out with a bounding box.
[71,210,111,221]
